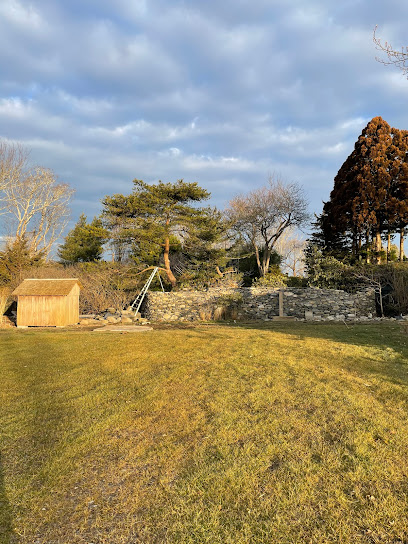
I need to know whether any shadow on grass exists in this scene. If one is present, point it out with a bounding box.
[11,337,74,469]
[0,453,14,544]
[1,333,76,540]
[212,320,408,387]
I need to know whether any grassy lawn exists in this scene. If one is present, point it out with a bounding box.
[1,322,408,544]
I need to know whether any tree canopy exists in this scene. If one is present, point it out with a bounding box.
[101,179,218,286]
[226,176,308,277]
[58,214,108,264]
[318,117,408,263]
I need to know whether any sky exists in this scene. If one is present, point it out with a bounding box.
[1,0,408,235]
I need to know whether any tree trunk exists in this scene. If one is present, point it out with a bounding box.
[400,228,405,262]
[262,248,271,277]
[163,236,177,287]
[215,266,223,277]
[352,231,357,258]
[375,230,382,264]
[253,244,263,276]
[366,229,370,264]
[387,232,391,262]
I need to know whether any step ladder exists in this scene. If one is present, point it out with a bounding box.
[130,267,164,316]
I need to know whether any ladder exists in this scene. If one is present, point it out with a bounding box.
[130,267,164,316]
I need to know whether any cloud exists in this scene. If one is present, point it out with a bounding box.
[0,0,408,237]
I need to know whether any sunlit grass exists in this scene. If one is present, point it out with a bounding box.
[1,322,408,543]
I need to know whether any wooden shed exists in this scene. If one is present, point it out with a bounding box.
[12,279,81,327]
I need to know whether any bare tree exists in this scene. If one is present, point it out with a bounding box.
[373,26,408,77]
[226,176,309,277]
[0,141,30,216]
[0,141,74,257]
[275,229,307,276]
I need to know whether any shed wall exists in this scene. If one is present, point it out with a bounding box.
[17,293,79,327]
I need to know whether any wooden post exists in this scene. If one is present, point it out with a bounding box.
[279,289,284,317]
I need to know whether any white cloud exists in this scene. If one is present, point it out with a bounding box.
[1,0,408,231]
[0,0,43,30]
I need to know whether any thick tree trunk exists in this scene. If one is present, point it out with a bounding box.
[163,236,177,287]
[400,228,405,262]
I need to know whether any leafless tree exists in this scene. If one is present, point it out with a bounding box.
[373,26,408,77]
[0,141,74,257]
[0,141,30,216]
[275,229,307,276]
[226,175,309,277]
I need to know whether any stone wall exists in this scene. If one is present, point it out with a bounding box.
[145,287,376,322]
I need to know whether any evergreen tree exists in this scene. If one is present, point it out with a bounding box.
[387,128,408,260]
[58,214,108,264]
[0,236,44,284]
[321,117,408,263]
[353,116,393,260]
[102,179,216,287]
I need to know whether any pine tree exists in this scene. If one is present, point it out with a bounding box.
[102,179,213,287]
[0,236,44,284]
[58,214,108,264]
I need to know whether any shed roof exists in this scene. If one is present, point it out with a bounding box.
[12,278,82,296]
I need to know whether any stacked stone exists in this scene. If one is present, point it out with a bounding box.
[145,289,239,322]
[146,287,377,322]
[79,307,150,326]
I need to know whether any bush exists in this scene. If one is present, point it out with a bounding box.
[178,267,243,290]
[286,276,307,288]
[17,262,145,314]
[253,267,287,288]
[305,245,349,289]
[0,286,10,318]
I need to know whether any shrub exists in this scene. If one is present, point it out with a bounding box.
[18,262,144,314]
[253,267,287,288]
[0,286,10,318]
[286,276,307,288]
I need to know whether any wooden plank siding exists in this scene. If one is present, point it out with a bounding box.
[14,280,81,327]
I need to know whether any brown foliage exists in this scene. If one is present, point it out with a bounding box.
[16,262,143,314]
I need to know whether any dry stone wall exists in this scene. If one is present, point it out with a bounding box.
[145,287,376,322]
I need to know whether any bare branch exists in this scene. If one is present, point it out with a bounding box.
[0,141,74,257]
[373,26,408,78]
[225,174,309,276]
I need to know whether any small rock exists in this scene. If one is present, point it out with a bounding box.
[106,316,119,324]
[80,319,99,325]
[120,317,133,324]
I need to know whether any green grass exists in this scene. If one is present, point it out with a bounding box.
[1,322,408,543]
